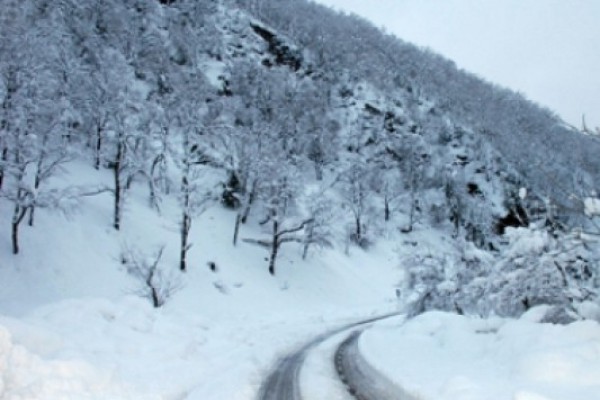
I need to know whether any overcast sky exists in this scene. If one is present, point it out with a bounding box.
[314,0,600,129]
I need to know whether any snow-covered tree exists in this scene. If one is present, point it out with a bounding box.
[301,188,335,259]
[224,61,314,245]
[164,69,220,272]
[244,160,312,275]
[338,160,374,247]
[105,81,147,231]
[0,2,75,253]
[480,227,598,321]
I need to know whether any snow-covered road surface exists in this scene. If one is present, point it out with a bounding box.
[257,313,402,400]
[335,329,416,400]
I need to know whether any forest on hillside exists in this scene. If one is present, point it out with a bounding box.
[1,0,599,320]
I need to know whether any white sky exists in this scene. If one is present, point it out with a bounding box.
[314,0,600,129]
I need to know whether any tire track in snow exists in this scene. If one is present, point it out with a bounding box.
[256,312,401,400]
[335,329,417,400]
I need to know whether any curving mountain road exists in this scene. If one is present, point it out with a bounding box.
[335,329,417,400]
[256,312,404,400]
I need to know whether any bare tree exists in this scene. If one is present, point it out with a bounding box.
[121,244,181,308]
[107,88,142,231]
[243,155,311,275]
[338,160,374,247]
[164,69,220,272]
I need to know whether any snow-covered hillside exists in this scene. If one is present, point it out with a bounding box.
[1,0,599,399]
[0,160,406,399]
[1,162,598,400]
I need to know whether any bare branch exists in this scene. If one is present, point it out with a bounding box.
[242,238,272,248]
[276,218,314,239]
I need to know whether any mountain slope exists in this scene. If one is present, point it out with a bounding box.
[0,1,599,398]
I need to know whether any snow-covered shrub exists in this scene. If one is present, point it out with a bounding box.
[401,228,599,322]
[121,245,181,308]
[401,253,463,316]
[478,228,598,320]
[484,258,567,318]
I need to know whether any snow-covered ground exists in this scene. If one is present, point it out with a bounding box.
[361,309,600,400]
[1,161,599,399]
[0,161,402,399]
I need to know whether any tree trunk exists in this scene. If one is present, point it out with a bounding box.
[232,213,242,246]
[268,220,279,275]
[146,269,161,308]
[149,154,164,211]
[113,176,122,230]
[355,215,361,241]
[11,205,26,255]
[302,220,314,260]
[180,210,191,272]
[126,173,135,190]
[147,177,159,212]
[151,287,161,308]
[27,204,36,227]
[241,180,256,224]
[180,170,191,271]
[94,123,102,170]
[11,218,19,255]
[113,141,123,230]
[28,170,42,227]
[384,195,390,222]
[0,147,7,189]
[406,185,417,233]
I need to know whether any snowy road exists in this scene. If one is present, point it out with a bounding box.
[256,313,402,400]
[335,329,416,400]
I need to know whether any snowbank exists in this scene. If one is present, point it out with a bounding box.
[0,323,157,400]
[361,310,600,400]
[0,295,398,400]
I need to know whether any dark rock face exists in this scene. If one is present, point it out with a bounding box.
[250,23,302,71]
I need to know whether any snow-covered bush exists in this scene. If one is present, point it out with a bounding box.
[401,252,462,316]
[121,245,181,308]
[401,228,599,322]
[401,239,494,317]
[479,228,598,320]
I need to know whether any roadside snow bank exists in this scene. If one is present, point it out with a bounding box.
[0,294,398,400]
[361,310,600,400]
[0,324,157,400]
